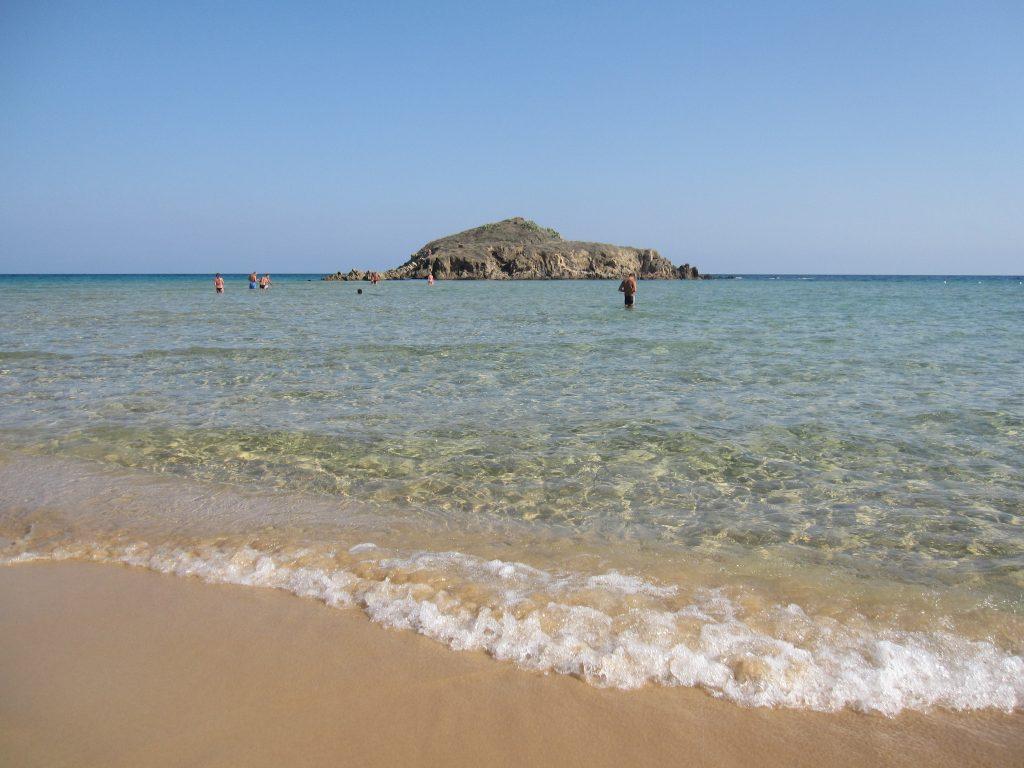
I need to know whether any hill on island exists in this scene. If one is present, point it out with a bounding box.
[324,218,705,281]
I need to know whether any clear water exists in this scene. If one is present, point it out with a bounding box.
[1,274,1022,713]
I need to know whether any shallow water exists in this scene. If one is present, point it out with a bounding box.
[1,274,1022,713]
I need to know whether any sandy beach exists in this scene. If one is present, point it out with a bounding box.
[1,561,1020,768]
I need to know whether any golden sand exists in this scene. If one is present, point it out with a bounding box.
[1,561,1021,768]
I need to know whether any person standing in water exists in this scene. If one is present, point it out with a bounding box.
[618,273,637,308]
[249,271,258,290]
[213,273,225,294]
[427,273,435,285]
[259,274,271,290]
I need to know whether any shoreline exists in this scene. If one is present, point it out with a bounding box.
[2,561,1021,767]
[2,449,1022,716]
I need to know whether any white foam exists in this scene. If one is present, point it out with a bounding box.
[586,571,677,597]
[3,542,1022,716]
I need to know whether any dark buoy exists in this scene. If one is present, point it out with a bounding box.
[357,288,363,294]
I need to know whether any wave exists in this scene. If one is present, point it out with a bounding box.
[0,350,75,361]
[5,540,1021,716]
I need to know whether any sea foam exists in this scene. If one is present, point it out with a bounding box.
[5,541,1021,716]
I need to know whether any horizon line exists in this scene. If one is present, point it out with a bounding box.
[2,272,1022,278]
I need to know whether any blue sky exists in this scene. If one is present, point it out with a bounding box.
[1,1,1021,274]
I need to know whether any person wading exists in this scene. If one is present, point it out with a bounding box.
[618,273,637,308]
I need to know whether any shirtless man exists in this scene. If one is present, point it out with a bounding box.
[618,273,637,308]
[259,274,271,290]
[213,273,225,294]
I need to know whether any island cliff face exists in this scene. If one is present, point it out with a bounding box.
[324,218,706,281]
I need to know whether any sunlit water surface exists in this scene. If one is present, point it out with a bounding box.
[1,274,1022,713]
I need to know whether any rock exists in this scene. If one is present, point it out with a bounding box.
[678,263,701,280]
[322,269,369,282]
[324,218,710,281]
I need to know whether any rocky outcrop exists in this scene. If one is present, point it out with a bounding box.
[324,218,709,281]
[323,269,368,282]
[322,269,384,282]
[678,263,700,279]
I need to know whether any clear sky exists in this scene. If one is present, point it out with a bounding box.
[1,1,1021,274]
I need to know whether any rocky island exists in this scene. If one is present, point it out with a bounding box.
[323,218,706,281]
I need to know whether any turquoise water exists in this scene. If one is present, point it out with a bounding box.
[1,274,1022,712]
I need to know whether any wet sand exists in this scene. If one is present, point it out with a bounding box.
[1,562,1021,768]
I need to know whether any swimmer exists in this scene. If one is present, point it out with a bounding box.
[213,273,224,294]
[618,273,637,308]
[357,288,363,295]
[427,273,435,285]
[259,274,271,290]
[249,271,257,289]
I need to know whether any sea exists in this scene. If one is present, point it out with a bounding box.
[1,273,1022,715]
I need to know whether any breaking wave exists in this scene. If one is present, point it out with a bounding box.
[6,541,1021,716]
